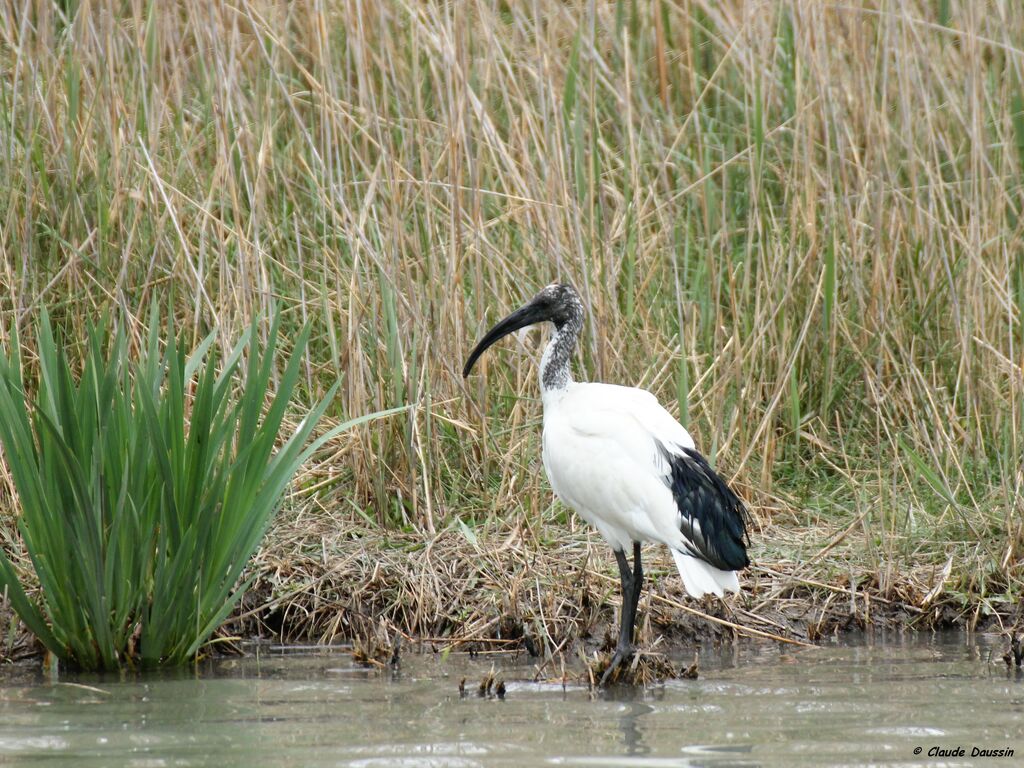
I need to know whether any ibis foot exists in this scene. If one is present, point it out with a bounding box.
[592,647,680,687]
[599,644,635,687]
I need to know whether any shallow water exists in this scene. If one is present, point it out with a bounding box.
[0,633,1021,767]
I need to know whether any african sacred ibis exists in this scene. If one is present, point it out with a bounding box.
[463,283,750,685]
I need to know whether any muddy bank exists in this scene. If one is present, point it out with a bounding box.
[228,514,1017,659]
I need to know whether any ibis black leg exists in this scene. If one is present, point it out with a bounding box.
[618,542,644,651]
[629,541,644,624]
[601,542,644,686]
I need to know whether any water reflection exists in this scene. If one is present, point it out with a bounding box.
[610,698,654,757]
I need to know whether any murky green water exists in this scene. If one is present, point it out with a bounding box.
[0,633,1021,766]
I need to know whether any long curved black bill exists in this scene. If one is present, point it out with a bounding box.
[463,301,551,378]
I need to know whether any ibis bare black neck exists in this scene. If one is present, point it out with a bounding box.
[540,301,583,393]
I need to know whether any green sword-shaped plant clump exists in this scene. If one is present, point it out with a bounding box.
[0,310,391,670]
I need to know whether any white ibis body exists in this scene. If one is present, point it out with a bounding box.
[463,283,750,684]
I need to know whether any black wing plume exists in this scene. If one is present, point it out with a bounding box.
[659,444,750,572]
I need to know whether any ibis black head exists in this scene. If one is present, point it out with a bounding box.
[463,283,581,378]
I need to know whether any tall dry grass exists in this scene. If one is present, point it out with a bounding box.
[1,0,1022,599]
